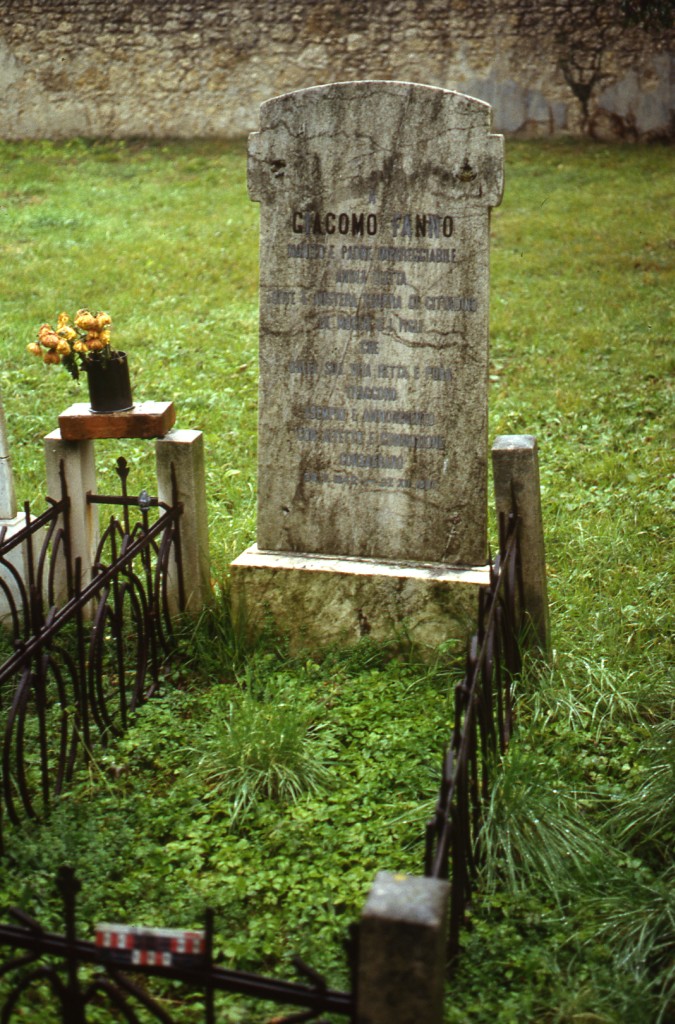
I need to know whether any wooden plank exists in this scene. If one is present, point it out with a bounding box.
[58,401,176,441]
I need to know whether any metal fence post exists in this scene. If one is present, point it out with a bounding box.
[155,429,212,616]
[492,434,550,656]
[356,871,449,1024]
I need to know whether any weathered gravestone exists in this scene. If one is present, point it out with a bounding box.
[232,81,505,650]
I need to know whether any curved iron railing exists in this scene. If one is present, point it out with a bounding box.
[0,458,184,850]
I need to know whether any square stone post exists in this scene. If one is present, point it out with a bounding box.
[44,430,99,606]
[155,429,212,616]
[356,871,449,1024]
[0,393,31,627]
[0,395,16,520]
[492,434,550,656]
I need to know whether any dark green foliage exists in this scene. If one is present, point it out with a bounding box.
[619,0,674,31]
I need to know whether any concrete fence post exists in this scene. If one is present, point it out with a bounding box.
[356,871,449,1024]
[492,434,550,656]
[0,395,17,521]
[0,392,30,626]
[155,429,212,616]
[43,430,99,606]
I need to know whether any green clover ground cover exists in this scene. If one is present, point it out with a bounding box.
[0,139,672,1023]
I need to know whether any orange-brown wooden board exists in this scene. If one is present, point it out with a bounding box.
[58,402,176,440]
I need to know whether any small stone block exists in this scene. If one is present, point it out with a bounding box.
[58,401,176,441]
[358,871,449,1024]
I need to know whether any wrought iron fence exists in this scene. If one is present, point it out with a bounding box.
[0,866,355,1023]
[0,457,184,851]
[424,508,522,957]
[0,486,526,1020]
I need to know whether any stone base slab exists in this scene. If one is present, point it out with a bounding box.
[230,545,490,655]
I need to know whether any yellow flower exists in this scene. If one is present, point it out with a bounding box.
[29,308,117,373]
[75,309,97,331]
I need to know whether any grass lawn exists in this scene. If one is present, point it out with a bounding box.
[0,137,672,1023]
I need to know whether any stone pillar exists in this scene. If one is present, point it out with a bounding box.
[492,434,550,656]
[0,392,28,627]
[356,871,449,1024]
[155,429,212,616]
[0,395,16,520]
[44,430,98,605]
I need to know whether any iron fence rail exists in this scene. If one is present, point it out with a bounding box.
[424,509,522,956]
[0,867,354,1024]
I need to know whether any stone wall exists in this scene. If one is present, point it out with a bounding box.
[1,0,672,141]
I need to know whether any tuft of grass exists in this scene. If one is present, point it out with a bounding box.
[516,648,674,737]
[172,586,254,683]
[581,866,675,1024]
[614,719,675,862]
[478,740,609,899]
[194,679,332,823]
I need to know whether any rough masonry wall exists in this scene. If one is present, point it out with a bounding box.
[0,0,672,141]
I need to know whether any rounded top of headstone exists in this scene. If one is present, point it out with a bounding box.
[250,79,504,210]
[260,79,496,129]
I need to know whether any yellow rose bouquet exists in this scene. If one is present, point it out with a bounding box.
[27,309,114,380]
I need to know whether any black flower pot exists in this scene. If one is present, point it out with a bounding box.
[85,351,134,414]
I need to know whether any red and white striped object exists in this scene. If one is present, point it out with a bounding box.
[95,923,206,967]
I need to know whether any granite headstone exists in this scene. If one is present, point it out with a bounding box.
[248,81,504,566]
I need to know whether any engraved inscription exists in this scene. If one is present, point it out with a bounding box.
[272,204,478,498]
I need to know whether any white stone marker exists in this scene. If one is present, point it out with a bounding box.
[44,430,99,607]
[0,392,28,628]
[248,81,504,565]
[0,395,17,521]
